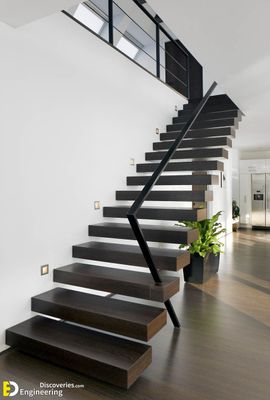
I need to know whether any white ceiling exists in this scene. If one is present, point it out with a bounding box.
[0,0,82,27]
[148,0,270,150]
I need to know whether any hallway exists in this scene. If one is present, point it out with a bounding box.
[1,230,270,400]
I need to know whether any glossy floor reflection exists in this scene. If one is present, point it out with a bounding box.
[193,229,270,327]
[1,229,270,400]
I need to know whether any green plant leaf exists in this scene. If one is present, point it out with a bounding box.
[177,211,226,258]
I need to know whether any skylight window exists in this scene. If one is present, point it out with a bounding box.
[74,4,104,34]
[116,37,139,59]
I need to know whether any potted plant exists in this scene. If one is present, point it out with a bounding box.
[232,200,240,231]
[177,211,226,284]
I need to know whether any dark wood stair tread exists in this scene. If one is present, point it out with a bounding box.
[183,102,239,114]
[183,96,240,112]
[126,174,219,186]
[167,118,237,132]
[182,103,239,113]
[174,109,240,123]
[88,222,199,244]
[6,316,152,388]
[160,127,235,141]
[116,190,213,202]
[137,160,224,173]
[73,241,190,271]
[53,263,179,302]
[103,205,207,221]
[145,148,228,161]
[32,288,166,341]
[153,137,232,150]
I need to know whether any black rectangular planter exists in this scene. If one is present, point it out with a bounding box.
[183,253,220,284]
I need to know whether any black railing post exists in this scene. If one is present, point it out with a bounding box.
[108,0,113,45]
[156,24,160,78]
[186,54,190,100]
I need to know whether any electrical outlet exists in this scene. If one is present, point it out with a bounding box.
[156,128,160,135]
[129,158,135,166]
[41,264,49,276]
[175,105,178,111]
[94,201,101,210]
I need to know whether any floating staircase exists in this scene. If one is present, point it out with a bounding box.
[6,94,242,388]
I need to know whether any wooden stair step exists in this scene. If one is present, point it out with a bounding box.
[160,127,235,141]
[53,263,179,302]
[126,174,219,186]
[201,94,238,105]
[145,148,228,161]
[103,205,207,221]
[6,316,152,389]
[174,109,240,123]
[181,103,239,114]
[115,190,213,202]
[137,160,224,173]
[184,101,238,110]
[192,94,234,104]
[167,118,237,132]
[153,137,232,151]
[191,94,232,103]
[183,95,239,112]
[32,288,166,341]
[73,241,190,271]
[182,103,239,114]
[88,222,199,244]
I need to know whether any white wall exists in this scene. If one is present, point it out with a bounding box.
[0,0,83,27]
[208,157,233,235]
[232,148,240,204]
[0,12,186,351]
[239,173,252,226]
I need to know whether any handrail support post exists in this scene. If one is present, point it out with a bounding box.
[108,0,113,45]
[127,214,163,284]
[156,24,160,78]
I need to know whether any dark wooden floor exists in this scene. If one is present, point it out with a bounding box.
[1,229,270,400]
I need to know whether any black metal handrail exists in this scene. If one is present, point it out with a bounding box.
[127,81,217,327]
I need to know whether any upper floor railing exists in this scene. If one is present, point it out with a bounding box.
[63,0,203,100]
